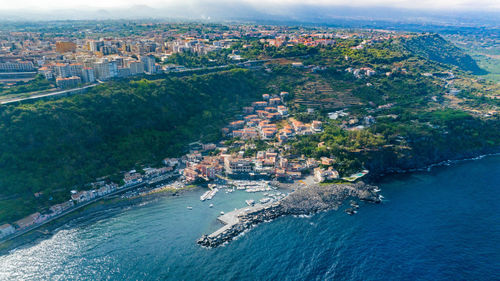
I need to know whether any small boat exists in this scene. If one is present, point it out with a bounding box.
[350,200,360,208]
[259,197,272,204]
[187,206,193,210]
[345,208,357,215]
[220,211,225,215]
[245,199,255,206]
[209,204,214,208]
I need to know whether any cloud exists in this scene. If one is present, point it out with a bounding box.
[0,0,499,11]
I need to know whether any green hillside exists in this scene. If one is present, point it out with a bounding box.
[0,69,263,221]
[399,34,486,74]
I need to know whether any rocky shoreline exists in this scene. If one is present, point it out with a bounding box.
[197,182,381,248]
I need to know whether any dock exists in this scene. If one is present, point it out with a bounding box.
[209,204,269,238]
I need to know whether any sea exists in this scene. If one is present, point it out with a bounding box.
[0,155,499,281]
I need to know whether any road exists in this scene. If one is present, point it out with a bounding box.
[0,82,100,105]
[0,181,145,245]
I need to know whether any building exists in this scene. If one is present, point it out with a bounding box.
[93,60,112,80]
[82,67,95,83]
[314,167,339,182]
[0,224,15,238]
[38,66,53,80]
[49,201,75,215]
[224,157,253,174]
[53,63,71,78]
[56,76,81,88]
[14,213,40,229]
[128,60,145,75]
[0,61,35,72]
[71,190,95,203]
[55,41,77,53]
[68,63,83,77]
[312,121,323,131]
[141,55,156,74]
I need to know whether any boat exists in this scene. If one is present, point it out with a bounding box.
[187,206,193,210]
[200,188,219,201]
[345,208,357,215]
[259,197,272,204]
[350,200,360,208]
[245,199,255,206]
[209,204,214,208]
[220,211,225,215]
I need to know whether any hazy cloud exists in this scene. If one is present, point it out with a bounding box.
[0,0,499,11]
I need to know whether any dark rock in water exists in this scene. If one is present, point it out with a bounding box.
[197,182,380,248]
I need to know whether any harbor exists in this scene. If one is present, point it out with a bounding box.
[198,182,382,248]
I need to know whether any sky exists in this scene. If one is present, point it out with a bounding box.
[0,0,499,11]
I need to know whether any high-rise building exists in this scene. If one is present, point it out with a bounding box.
[69,63,83,77]
[53,63,71,78]
[128,60,144,75]
[93,60,111,80]
[141,56,156,74]
[82,67,95,83]
[56,76,81,88]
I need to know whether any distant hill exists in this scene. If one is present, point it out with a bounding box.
[399,34,486,74]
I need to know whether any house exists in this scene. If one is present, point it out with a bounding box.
[163,158,180,167]
[314,167,339,182]
[183,167,200,183]
[49,200,75,214]
[15,213,41,229]
[252,101,268,109]
[71,191,95,203]
[265,107,277,113]
[0,224,15,238]
[321,157,335,166]
[269,97,281,105]
[312,121,323,131]
[229,120,245,129]
[244,115,259,122]
[280,91,289,100]
[277,106,288,116]
[123,171,143,184]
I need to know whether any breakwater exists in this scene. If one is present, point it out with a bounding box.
[197,182,381,248]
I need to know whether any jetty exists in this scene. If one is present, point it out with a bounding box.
[197,182,382,248]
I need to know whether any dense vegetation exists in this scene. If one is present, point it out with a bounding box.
[0,75,54,97]
[290,109,500,175]
[0,69,264,222]
[399,34,485,74]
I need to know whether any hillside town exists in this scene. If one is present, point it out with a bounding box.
[0,23,409,90]
[0,88,371,241]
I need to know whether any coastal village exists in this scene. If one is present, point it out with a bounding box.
[0,89,371,241]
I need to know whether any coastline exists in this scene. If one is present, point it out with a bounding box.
[1,151,499,253]
[366,149,500,182]
[197,151,500,248]
[0,182,199,254]
[197,182,382,248]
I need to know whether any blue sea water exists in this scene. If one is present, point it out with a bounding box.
[0,156,499,281]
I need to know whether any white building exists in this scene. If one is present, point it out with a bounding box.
[0,224,15,238]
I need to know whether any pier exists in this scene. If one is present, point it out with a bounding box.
[209,204,270,238]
